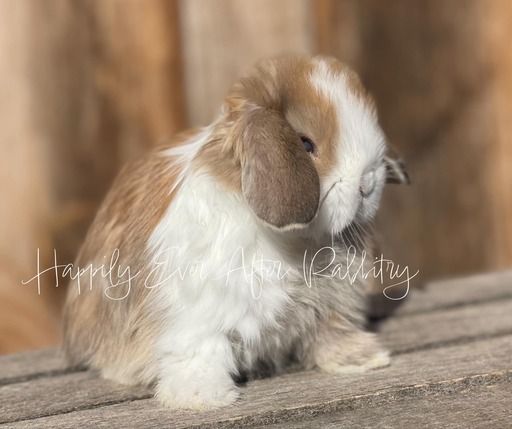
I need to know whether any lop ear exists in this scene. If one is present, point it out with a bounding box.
[232,107,320,230]
[384,150,410,185]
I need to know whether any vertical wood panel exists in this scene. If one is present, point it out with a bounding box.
[179,0,315,126]
[0,0,60,353]
[316,0,512,284]
[0,0,186,353]
[29,0,186,278]
[313,0,360,65]
[487,0,512,267]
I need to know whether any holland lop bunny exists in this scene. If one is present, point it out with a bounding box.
[63,55,409,409]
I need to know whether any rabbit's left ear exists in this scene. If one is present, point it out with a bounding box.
[384,152,410,185]
[232,106,320,230]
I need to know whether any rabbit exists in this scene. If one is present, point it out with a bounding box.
[62,54,409,409]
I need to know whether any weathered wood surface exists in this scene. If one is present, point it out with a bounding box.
[0,349,70,387]
[178,0,314,126]
[393,270,512,316]
[0,271,511,428]
[0,0,186,354]
[255,379,512,429]
[356,0,512,282]
[2,338,510,428]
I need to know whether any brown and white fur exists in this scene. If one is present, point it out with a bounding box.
[63,54,409,409]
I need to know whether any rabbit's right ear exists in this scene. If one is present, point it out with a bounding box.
[230,106,320,230]
[384,152,410,185]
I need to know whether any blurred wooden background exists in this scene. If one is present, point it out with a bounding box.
[1,0,511,354]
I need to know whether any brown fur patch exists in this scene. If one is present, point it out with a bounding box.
[194,55,376,198]
[62,131,195,384]
[194,126,242,194]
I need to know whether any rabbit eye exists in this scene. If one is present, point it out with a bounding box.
[301,137,315,154]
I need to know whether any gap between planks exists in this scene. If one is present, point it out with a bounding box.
[251,373,512,429]
[392,270,512,317]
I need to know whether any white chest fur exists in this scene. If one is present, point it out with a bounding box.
[148,170,295,350]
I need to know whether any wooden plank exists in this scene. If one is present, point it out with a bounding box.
[178,0,314,126]
[0,0,61,355]
[488,0,512,265]
[313,0,361,66]
[0,0,186,354]
[394,270,512,316]
[254,376,512,429]
[29,0,186,273]
[0,349,73,387]
[316,0,512,283]
[2,335,512,427]
[381,298,512,354]
[0,372,152,425]
[353,0,512,282]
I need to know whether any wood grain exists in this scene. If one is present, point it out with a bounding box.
[0,0,186,354]
[314,0,512,285]
[366,0,500,282]
[394,270,512,316]
[254,376,512,429]
[382,299,512,354]
[486,0,512,267]
[178,0,314,126]
[0,349,71,387]
[3,336,511,427]
[369,270,512,318]
[0,0,60,354]
[0,371,152,425]
[30,0,186,267]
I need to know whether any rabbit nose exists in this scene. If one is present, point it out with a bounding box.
[360,170,376,197]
